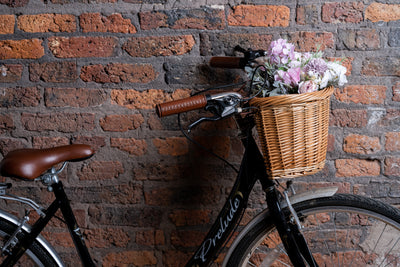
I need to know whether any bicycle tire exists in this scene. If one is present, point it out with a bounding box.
[0,216,62,266]
[226,193,400,266]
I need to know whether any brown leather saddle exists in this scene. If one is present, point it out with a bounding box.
[0,144,94,180]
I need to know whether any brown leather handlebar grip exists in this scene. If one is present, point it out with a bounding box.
[209,57,246,69]
[156,95,208,117]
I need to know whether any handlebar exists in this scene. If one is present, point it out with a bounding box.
[156,94,208,117]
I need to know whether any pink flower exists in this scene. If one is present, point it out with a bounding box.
[268,39,296,64]
[274,67,301,87]
[298,80,318,94]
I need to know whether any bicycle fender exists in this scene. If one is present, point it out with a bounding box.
[0,209,65,267]
[221,186,338,267]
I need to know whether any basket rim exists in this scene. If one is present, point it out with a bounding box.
[249,86,334,107]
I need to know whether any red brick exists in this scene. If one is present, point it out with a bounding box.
[123,35,195,57]
[110,138,147,156]
[21,113,95,132]
[385,157,400,176]
[30,61,77,83]
[0,115,14,134]
[153,137,189,156]
[327,134,335,152]
[0,39,44,59]
[169,210,210,226]
[133,163,181,181]
[0,15,14,34]
[0,0,27,7]
[392,82,400,101]
[361,57,400,76]
[136,230,165,246]
[0,138,24,155]
[85,227,130,248]
[366,3,400,22]
[72,136,106,151]
[385,132,400,152]
[338,29,380,50]
[171,230,204,247]
[48,36,117,58]
[79,13,136,33]
[45,88,106,107]
[289,32,334,52]
[162,251,191,267]
[42,232,74,248]
[0,64,23,82]
[343,134,381,154]
[139,7,225,30]
[335,159,380,177]
[103,251,157,267]
[100,114,144,132]
[334,85,386,104]
[111,89,190,110]
[18,14,76,33]
[379,109,400,127]
[32,136,69,149]
[77,161,124,180]
[228,5,290,27]
[80,63,157,84]
[147,114,163,130]
[296,4,318,25]
[193,136,231,159]
[322,2,364,23]
[0,87,40,107]
[330,109,367,128]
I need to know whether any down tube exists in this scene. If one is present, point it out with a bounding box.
[185,136,265,266]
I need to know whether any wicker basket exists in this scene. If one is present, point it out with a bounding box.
[249,87,334,179]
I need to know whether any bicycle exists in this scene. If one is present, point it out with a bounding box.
[0,48,400,266]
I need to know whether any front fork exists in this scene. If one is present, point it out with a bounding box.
[264,185,318,267]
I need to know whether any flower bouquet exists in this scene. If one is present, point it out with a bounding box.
[248,39,347,179]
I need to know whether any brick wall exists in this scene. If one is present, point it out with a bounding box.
[0,0,399,266]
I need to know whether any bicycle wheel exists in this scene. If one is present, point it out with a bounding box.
[0,216,63,266]
[226,194,400,266]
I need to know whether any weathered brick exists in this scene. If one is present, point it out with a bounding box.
[0,115,14,134]
[330,109,368,128]
[0,138,24,156]
[389,29,400,47]
[50,0,116,3]
[343,134,381,154]
[0,39,44,59]
[0,87,40,107]
[72,136,106,151]
[139,7,225,30]
[228,5,290,27]
[162,251,191,267]
[169,210,210,226]
[42,232,74,248]
[385,157,400,176]
[288,32,334,52]
[99,114,144,132]
[88,206,162,227]
[171,230,204,247]
[322,2,364,23]
[85,228,130,248]
[123,0,165,3]
[48,36,117,58]
[0,0,28,7]
[361,57,400,77]
[79,13,136,33]
[334,85,386,104]
[103,251,157,267]
[30,61,77,83]
[18,14,76,33]
[297,4,318,25]
[80,63,157,84]
[45,88,106,107]
[134,162,182,181]
[123,35,195,57]
[193,136,230,159]
[32,136,69,149]
[366,3,400,22]
[393,82,400,101]
[335,159,380,177]
[110,138,147,156]
[385,132,400,152]
[200,33,273,56]
[77,161,124,180]
[136,230,165,246]
[111,89,190,110]
[21,113,95,132]
[379,109,400,127]
[0,15,14,34]
[0,64,23,83]
[153,137,189,156]
[337,29,380,50]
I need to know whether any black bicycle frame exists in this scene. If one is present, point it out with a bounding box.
[185,115,316,267]
[1,182,95,267]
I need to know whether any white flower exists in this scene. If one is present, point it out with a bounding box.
[320,62,347,88]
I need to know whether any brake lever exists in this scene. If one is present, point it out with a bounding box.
[188,116,220,132]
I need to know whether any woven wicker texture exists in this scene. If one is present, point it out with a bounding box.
[250,87,334,179]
